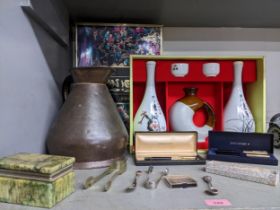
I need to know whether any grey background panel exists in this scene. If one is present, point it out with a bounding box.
[0,0,69,156]
[21,0,68,46]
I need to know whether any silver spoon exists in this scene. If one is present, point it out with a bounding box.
[143,166,154,189]
[202,176,219,195]
[145,168,169,189]
[125,170,142,192]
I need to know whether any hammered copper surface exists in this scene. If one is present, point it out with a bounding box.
[47,69,128,168]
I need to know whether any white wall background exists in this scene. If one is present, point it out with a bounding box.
[163,27,280,125]
[0,0,69,156]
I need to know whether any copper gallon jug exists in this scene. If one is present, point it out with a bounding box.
[46,68,128,169]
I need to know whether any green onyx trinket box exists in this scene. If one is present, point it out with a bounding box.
[0,153,75,208]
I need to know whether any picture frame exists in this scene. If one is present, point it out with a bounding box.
[108,68,130,130]
[74,23,163,67]
[107,68,130,96]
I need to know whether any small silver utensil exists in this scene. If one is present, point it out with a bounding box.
[202,176,219,195]
[143,166,154,189]
[125,170,143,192]
[103,160,127,192]
[83,161,117,189]
[145,168,169,189]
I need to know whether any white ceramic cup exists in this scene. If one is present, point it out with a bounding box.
[171,63,189,77]
[203,63,220,77]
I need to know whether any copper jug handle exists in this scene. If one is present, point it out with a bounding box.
[62,75,73,102]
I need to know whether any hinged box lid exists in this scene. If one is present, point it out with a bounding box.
[209,131,274,153]
[0,153,75,181]
[135,132,205,165]
[208,131,278,165]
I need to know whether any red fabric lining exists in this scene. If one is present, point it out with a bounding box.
[132,59,257,150]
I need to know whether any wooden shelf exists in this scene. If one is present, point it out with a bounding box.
[63,0,280,28]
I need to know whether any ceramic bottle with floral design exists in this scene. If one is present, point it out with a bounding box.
[134,61,167,131]
[223,61,255,132]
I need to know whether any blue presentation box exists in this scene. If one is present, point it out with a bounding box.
[207,131,278,165]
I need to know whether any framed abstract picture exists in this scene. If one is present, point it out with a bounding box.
[74,23,162,67]
[72,23,162,132]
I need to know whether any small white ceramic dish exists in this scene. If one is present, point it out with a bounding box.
[203,63,220,77]
[171,63,189,77]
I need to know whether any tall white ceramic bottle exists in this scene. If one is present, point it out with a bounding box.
[223,61,255,132]
[134,61,167,132]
